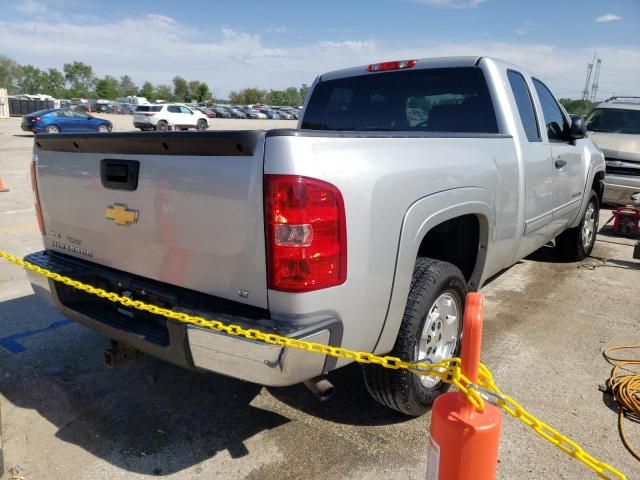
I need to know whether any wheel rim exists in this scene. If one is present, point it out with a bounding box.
[158,123,167,131]
[98,125,109,132]
[197,121,206,131]
[47,126,58,133]
[415,291,461,388]
[582,202,596,249]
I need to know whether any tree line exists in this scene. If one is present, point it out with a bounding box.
[557,98,596,117]
[0,55,310,106]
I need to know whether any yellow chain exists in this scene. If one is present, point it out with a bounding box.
[0,249,627,480]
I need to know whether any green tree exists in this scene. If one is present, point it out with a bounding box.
[229,87,266,105]
[119,75,137,96]
[188,80,201,101]
[284,86,302,106]
[95,75,120,99]
[43,68,66,98]
[139,81,154,100]
[63,61,95,97]
[194,82,211,103]
[154,84,173,102]
[558,98,595,116]
[0,55,22,94]
[173,76,189,101]
[265,89,288,106]
[17,65,46,94]
[299,84,310,104]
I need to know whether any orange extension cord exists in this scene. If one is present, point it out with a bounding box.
[604,345,640,462]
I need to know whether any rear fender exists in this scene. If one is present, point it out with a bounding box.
[373,187,493,355]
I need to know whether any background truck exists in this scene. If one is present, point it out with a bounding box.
[26,56,604,415]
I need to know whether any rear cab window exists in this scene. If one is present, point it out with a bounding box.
[301,67,498,133]
[507,70,540,142]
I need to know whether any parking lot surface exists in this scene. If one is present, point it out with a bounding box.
[1,115,639,479]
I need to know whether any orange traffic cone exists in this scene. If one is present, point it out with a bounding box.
[426,293,502,480]
[0,177,8,192]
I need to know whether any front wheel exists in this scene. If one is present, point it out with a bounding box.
[555,190,599,261]
[362,258,467,416]
[97,124,110,133]
[196,119,208,131]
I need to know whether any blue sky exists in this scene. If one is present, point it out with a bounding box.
[1,0,638,98]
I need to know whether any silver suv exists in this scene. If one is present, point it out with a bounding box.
[586,97,640,205]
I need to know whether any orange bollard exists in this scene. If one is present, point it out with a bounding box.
[0,177,8,192]
[426,292,502,480]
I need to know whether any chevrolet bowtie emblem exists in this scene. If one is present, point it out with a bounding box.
[105,203,139,226]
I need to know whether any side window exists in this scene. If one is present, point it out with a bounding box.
[507,70,540,142]
[167,105,180,113]
[532,79,568,142]
[179,106,192,114]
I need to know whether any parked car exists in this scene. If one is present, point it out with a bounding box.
[276,110,294,120]
[133,104,209,131]
[212,106,231,118]
[26,56,603,417]
[225,107,247,119]
[259,108,280,119]
[21,108,112,134]
[585,97,640,205]
[198,108,217,118]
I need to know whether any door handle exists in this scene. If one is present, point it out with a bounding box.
[555,159,567,169]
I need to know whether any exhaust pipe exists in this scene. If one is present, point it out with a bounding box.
[303,376,335,402]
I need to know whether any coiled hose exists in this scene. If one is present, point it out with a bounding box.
[604,345,640,461]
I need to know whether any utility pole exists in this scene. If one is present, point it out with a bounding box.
[581,51,597,102]
[590,58,602,103]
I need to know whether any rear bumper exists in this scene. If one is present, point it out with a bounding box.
[133,121,154,129]
[25,250,342,386]
[603,174,640,205]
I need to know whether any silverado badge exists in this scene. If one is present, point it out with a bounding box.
[106,203,139,227]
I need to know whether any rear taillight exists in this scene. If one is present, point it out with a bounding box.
[143,113,156,117]
[30,160,46,235]
[264,175,347,292]
[368,59,417,72]
[32,117,40,122]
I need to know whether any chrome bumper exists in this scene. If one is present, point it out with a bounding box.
[603,175,640,205]
[25,251,341,387]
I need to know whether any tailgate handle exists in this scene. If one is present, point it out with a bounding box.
[101,159,140,191]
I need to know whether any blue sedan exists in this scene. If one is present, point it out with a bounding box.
[21,108,113,134]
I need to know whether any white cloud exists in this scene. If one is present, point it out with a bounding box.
[0,14,638,99]
[265,26,289,33]
[15,0,47,15]
[415,0,486,7]
[513,28,528,35]
[595,13,622,22]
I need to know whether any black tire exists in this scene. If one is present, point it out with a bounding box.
[155,121,169,132]
[362,258,467,416]
[196,119,208,131]
[45,125,59,134]
[555,190,599,261]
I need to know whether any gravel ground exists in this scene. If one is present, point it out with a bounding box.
[0,115,638,480]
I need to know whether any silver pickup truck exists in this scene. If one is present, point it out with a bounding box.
[26,56,604,416]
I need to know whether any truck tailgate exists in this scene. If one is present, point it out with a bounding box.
[34,131,269,309]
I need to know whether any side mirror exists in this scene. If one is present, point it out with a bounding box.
[569,116,587,140]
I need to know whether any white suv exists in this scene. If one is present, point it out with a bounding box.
[133,104,209,131]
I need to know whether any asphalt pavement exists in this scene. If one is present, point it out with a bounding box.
[0,115,639,479]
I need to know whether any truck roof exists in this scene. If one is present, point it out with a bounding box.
[318,56,531,82]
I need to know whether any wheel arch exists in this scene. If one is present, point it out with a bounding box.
[373,187,494,355]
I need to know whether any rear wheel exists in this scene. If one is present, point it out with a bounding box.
[45,125,59,134]
[196,119,208,131]
[555,190,599,261]
[362,258,467,416]
[155,121,169,132]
